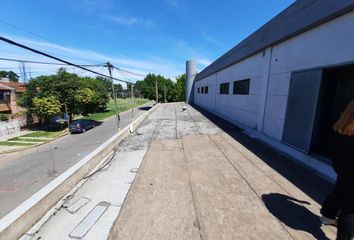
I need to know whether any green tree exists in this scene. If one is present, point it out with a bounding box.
[135,73,185,102]
[95,76,123,99]
[82,77,109,112]
[135,73,169,101]
[114,83,123,94]
[19,69,109,122]
[175,74,185,101]
[75,88,94,104]
[0,71,19,82]
[32,96,61,124]
[95,76,111,92]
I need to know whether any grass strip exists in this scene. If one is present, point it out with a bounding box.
[0,130,66,147]
[7,137,46,142]
[85,98,150,121]
[24,131,66,138]
[0,141,35,146]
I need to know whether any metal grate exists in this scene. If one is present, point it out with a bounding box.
[233,79,250,95]
[220,83,229,94]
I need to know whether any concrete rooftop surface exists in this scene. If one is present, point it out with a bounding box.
[21,103,336,240]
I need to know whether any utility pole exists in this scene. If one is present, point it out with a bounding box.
[155,80,158,104]
[131,84,134,121]
[164,86,167,103]
[107,62,120,131]
[64,102,70,127]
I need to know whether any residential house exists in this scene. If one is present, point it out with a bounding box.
[0,81,26,114]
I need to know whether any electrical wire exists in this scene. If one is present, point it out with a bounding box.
[83,150,116,179]
[119,70,138,83]
[0,35,134,84]
[0,57,105,67]
[0,57,148,83]
[0,20,148,81]
[113,66,146,78]
[0,19,53,43]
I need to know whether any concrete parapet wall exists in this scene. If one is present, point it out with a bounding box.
[0,104,157,240]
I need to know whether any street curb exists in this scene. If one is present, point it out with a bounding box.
[0,104,158,240]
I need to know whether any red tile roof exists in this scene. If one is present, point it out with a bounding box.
[0,82,26,92]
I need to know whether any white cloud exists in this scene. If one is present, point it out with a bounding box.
[0,34,183,82]
[200,32,224,47]
[198,58,212,67]
[103,14,155,28]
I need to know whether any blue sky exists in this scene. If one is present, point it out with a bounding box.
[0,0,294,84]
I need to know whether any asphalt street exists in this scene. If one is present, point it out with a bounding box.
[0,102,154,219]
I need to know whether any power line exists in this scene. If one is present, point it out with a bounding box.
[0,19,53,43]
[117,69,139,83]
[0,36,134,84]
[0,67,76,70]
[0,57,105,67]
[0,20,149,81]
[113,66,146,78]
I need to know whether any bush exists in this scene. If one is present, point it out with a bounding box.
[0,114,8,121]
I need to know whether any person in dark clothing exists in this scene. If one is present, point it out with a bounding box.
[320,100,354,240]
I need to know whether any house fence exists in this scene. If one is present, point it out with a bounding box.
[0,118,26,138]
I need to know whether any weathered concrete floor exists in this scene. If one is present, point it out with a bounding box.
[20,103,336,240]
[109,103,336,240]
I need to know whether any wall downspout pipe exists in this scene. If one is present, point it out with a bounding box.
[257,47,273,132]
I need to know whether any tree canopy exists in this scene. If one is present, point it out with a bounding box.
[0,71,19,82]
[135,73,185,102]
[32,96,62,123]
[18,68,109,122]
[95,76,123,98]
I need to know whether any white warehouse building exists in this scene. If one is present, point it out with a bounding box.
[191,0,354,181]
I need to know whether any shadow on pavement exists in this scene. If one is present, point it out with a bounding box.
[262,193,329,240]
[138,106,152,111]
[192,104,334,205]
[27,122,66,132]
[79,120,103,126]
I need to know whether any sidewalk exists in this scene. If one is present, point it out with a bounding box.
[0,130,33,142]
[0,130,33,153]
[21,103,336,240]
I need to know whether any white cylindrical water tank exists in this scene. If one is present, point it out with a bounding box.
[185,60,197,104]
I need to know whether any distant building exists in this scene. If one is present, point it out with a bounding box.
[193,1,354,180]
[0,82,26,114]
[0,77,10,82]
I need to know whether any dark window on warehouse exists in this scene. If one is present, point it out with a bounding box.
[197,87,200,93]
[201,87,204,94]
[233,79,250,95]
[220,83,229,94]
[205,86,208,94]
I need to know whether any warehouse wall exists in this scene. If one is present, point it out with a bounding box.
[195,10,354,142]
[264,10,354,140]
[194,73,216,113]
[195,50,269,129]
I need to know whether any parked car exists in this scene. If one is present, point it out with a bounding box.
[69,119,96,133]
